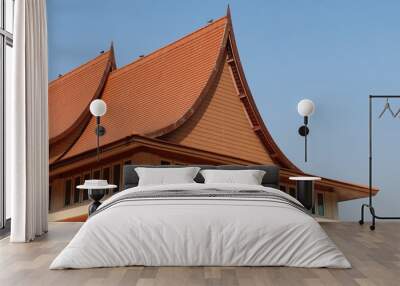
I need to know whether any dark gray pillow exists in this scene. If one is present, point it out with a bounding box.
[123,164,279,190]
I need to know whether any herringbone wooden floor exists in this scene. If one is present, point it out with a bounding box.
[0,222,399,286]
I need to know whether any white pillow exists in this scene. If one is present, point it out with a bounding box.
[200,169,266,185]
[135,167,200,186]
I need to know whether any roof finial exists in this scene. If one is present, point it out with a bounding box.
[226,4,231,18]
[110,41,115,55]
[109,41,117,70]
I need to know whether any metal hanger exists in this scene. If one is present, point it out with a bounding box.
[378,98,395,118]
[394,106,400,118]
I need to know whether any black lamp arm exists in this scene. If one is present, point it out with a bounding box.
[94,116,106,162]
[297,116,310,162]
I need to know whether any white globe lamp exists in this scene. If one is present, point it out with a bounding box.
[297,99,315,162]
[90,99,107,161]
[297,99,315,117]
[90,99,107,117]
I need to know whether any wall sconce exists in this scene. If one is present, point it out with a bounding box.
[297,99,315,162]
[89,99,107,161]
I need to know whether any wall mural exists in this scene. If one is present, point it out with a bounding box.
[47,1,400,224]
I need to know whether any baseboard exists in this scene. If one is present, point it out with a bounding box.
[0,218,11,239]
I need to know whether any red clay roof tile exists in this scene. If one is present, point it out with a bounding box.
[49,51,112,140]
[59,17,228,160]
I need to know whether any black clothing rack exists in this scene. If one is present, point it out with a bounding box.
[359,95,400,230]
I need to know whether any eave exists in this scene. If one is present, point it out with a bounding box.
[280,168,379,202]
[49,135,261,178]
[49,134,377,202]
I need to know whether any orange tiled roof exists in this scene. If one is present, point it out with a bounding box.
[49,50,113,141]
[48,12,378,202]
[59,16,228,160]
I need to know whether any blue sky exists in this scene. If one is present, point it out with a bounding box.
[47,0,400,221]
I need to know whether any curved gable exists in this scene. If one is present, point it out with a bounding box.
[162,60,274,164]
[163,12,300,170]
[57,17,229,161]
[49,49,115,142]
[223,15,300,170]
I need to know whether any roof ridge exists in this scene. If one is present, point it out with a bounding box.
[109,16,228,78]
[49,50,111,87]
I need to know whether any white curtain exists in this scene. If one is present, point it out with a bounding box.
[7,0,49,242]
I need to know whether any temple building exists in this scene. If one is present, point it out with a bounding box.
[48,11,377,221]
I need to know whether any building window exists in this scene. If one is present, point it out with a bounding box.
[289,187,297,198]
[82,173,90,201]
[73,176,81,203]
[161,160,170,165]
[103,167,110,195]
[49,185,52,211]
[0,0,14,228]
[64,179,72,206]
[113,164,121,193]
[279,185,286,193]
[317,193,325,216]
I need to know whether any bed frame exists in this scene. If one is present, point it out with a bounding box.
[122,165,280,190]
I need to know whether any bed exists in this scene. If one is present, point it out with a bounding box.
[50,165,350,269]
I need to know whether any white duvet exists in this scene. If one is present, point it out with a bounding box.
[50,183,351,269]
